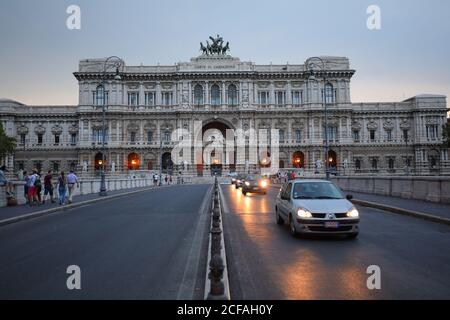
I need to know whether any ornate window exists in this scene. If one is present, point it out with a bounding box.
[386,130,392,141]
[369,130,376,141]
[275,91,286,107]
[145,92,156,106]
[162,92,173,106]
[403,129,409,142]
[279,130,285,143]
[324,125,338,142]
[164,131,171,142]
[194,84,204,105]
[292,91,302,106]
[70,133,77,145]
[128,92,139,106]
[94,85,108,106]
[371,158,378,170]
[426,125,439,140]
[147,131,153,143]
[388,158,395,170]
[20,134,26,145]
[54,135,60,145]
[92,129,108,143]
[130,132,137,143]
[37,134,43,145]
[258,91,270,105]
[295,129,302,142]
[324,83,335,104]
[211,84,221,105]
[227,84,238,106]
[355,159,361,170]
[352,130,360,142]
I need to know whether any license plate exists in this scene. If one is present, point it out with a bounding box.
[325,221,339,228]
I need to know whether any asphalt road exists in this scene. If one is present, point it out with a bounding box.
[0,184,211,300]
[222,184,450,300]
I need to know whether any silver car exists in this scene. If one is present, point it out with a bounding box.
[275,179,359,238]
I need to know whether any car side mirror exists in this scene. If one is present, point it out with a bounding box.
[346,195,353,200]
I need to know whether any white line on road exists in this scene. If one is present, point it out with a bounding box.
[176,184,213,300]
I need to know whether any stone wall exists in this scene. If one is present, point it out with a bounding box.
[331,176,450,204]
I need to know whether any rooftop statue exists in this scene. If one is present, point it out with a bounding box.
[200,34,230,56]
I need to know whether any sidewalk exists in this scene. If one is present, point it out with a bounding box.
[0,186,157,223]
[350,192,450,220]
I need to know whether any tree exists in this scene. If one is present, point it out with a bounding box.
[443,121,450,148]
[0,123,16,161]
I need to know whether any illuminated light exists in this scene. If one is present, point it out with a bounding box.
[329,158,333,163]
[346,208,359,218]
[260,180,268,188]
[98,160,103,165]
[297,208,313,218]
[131,160,137,165]
[245,181,250,186]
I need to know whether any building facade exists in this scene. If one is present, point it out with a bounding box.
[1,43,449,177]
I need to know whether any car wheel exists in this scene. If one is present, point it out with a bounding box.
[242,190,247,196]
[289,215,298,237]
[275,208,284,225]
[235,185,238,189]
[347,233,359,239]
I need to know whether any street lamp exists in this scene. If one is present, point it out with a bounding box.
[305,57,330,180]
[99,56,124,196]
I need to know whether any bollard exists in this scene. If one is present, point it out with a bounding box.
[207,254,226,300]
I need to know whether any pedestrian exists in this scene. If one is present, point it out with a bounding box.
[43,170,55,204]
[0,165,13,196]
[27,170,38,206]
[35,172,43,204]
[57,171,67,205]
[23,170,29,204]
[169,175,172,185]
[66,170,79,204]
[165,175,168,185]
[153,173,157,187]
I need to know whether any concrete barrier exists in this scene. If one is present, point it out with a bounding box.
[331,176,450,204]
[1,177,154,208]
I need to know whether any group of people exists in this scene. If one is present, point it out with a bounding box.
[152,173,173,187]
[23,169,79,206]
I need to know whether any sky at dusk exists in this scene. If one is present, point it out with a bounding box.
[0,0,449,107]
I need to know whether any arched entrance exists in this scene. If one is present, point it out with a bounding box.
[162,152,173,174]
[292,151,305,168]
[259,151,271,168]
[128,153,140,170]
[199,120,235,176]
[94,152,106,171]
[327,150,338,172]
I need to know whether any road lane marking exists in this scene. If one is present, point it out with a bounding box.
[176,184,213,300]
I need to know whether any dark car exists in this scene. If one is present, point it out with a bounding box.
[235,174,247,189]
[242,174,269,195]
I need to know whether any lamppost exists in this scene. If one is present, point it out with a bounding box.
[305,57,330,180]
[98,56,124,196]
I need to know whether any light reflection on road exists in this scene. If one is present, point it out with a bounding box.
[223,184,372,300]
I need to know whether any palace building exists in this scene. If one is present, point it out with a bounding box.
[1,37,449,177]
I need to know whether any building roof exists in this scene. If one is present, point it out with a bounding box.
[0,98,25,107]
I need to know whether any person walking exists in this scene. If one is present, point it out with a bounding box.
[57,171,68,205]
[66,170,79,204]
[164,175,168,185]
[23,171,29,204]
[0,165,13,196]
[27,170,38,206]
[43,170,55,204]
[35,172,43,204]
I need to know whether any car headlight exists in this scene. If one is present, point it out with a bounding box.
[245,181,250,186]
[297,208,312,218]
[346,208,359,218]
[260,180,268,188]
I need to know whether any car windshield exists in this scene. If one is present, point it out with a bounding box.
[292,182,344,200]
[246,174,261,181]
